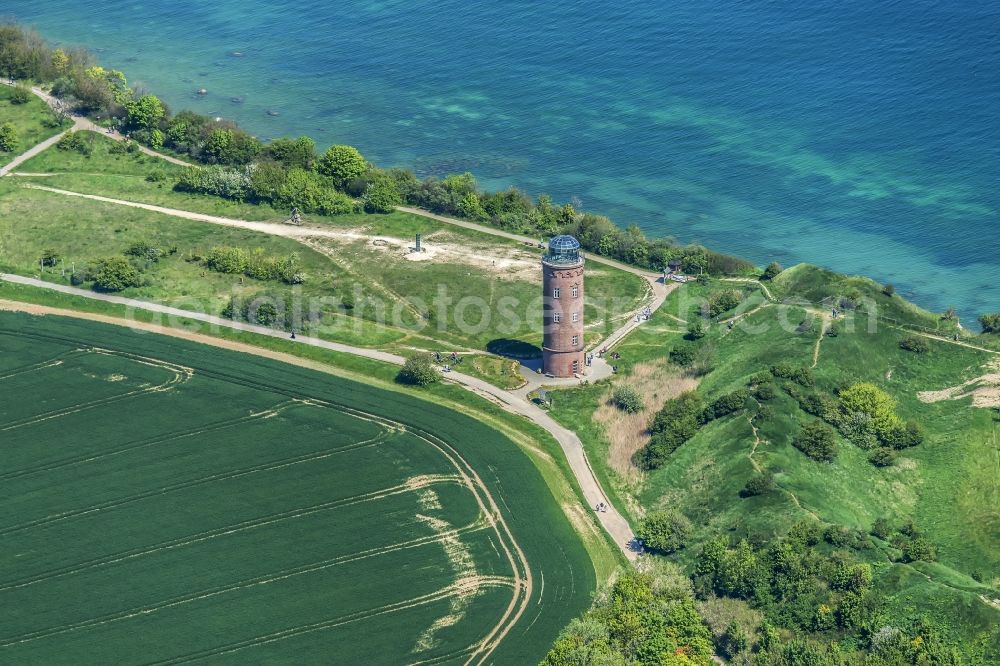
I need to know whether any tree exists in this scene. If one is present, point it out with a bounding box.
[706,289,743,317]
[740,473,775,497]
[264,136,316,169]
[40,249,60,267]
[0,123,18,152]
[839,382,901,441]
[362,171,402,213]
[277,168,354,215]
[456,192,488,221]
[396,353,439,386]
[686,319,705,340]
[317,144,367,190]
[125,94,165,130]
[50,48,69,76]
[638,511,692,555]
[979,313,1000,334]
[611,385,643,413]
[882,283,895,297]
[93,257,141,292]
[761,261,782,280]
[202,128,262,165]
[793,420,837,461]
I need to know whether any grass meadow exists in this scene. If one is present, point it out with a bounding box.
[0,312,595,663]
[0,85,68,167]
[2,131,647,378]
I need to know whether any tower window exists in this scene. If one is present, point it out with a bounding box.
[553,312,561,323]
[571,335,579,346]
[571,286,579,298]
[553,287,561,299]
[571,312,579,322]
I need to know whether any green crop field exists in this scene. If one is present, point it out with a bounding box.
[0,311,594,663]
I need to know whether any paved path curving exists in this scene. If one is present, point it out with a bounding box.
[0,80,193,168]
[0,273,641,559]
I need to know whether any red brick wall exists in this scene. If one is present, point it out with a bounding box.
[542,260,585,376]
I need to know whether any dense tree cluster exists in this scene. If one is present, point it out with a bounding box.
[205,246,304,284]
[542,566,714,666]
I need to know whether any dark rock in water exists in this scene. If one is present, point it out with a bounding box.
[197,72,208,77]
[266,110,281,117]
[230,97,245,105]
[124,56,137,63]
[182,78,193,84]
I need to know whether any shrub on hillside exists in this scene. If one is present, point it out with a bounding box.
[706,289,743,317]
[206,246,250,274]
[686,319,706,340]
[703,388,750,422]
[792,421,837,461]
[611,384,643,413]
[637,391,705,469]
[979,313,1000,334]
[56,130,92,155]
[899,335,930,353]
[396,354,439,386]
[10,83,31,104]
[882,283,895,297]
[868,447,896,467]
[669,344,697,367]
[0,122,18,153]
[276,168,355,215]
[839,382,901,441]
[761,261,782,280]
[362,171,402,213]
[317,144,367,190]
[753,382,778,401]
[175,165,252,200]
[770,364,814,386]
[93,257,141,292]
[637,511,692,555]
[740,473,774,497]
[124,240,164,262]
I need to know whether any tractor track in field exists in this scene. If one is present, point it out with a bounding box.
[0,474,464,593]
[0,400,301,482]
[0,431,398,537]
[0,522,492,648]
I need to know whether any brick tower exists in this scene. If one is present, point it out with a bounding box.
[542,235,585,377]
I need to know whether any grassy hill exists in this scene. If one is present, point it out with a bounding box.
[545,267,999,663]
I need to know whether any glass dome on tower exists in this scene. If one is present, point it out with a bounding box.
[544,235,582,265]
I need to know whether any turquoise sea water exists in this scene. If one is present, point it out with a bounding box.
[6,0,999,320]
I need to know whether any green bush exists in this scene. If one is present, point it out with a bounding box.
[93,257,141,292]
[793,420,837,461]
[704,388,750,421]
[206,246,250,274]
[753,382,778,401]
[123,240,163,262]
[740,473,774,497]
[669,344,697,367]
[638,391,705,469]
[899,335,930,353]
[396,354,440,386]
[0,122,19,152]
[686,319,706,340]
[611,384,643,413]
[770,363,814,386]
[979,313,1000,334]
[10,83,31,104]
[706,289,743,317]
[56,131,92,155]
[362,171,402,213]
[761,261,782,280]
[637,511,692,555]
[868,447,896,467]
[317,144,367,190]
